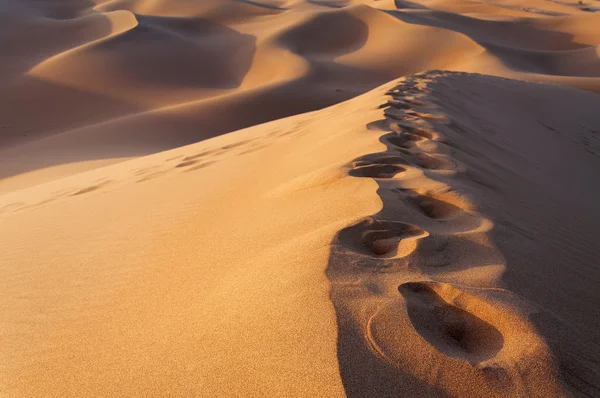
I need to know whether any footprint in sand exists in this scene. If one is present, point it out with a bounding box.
[375,141,456,171]
[378,100,411,111]
[394,188,467,221]
[175,159,216,172]
[0,202,26,214]
[220,139,254,150]
[174,149,221,171]
[364,280,560,394]
[180,148,221,162]
[389,122,439,141]
[70,180,113,196]
[411,152,456,171]
[398,281,504,365]
[381,132,424,150]
[348,153,409,179]
[337,217,428,257]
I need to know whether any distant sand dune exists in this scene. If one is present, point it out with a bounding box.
[3,0,600,190]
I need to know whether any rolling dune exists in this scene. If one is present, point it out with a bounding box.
[3,0,600,190]
[1,0,600,397]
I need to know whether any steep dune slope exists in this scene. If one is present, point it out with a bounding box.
[2,71,600,397]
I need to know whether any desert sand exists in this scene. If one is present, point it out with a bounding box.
[1,0,600,397]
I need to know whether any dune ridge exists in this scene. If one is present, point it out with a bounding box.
[2,70,600,396]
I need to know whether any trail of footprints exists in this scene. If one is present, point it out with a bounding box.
[335,72,556,393]
[0,126,304,216]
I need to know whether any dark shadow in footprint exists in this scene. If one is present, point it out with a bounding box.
[185,160,216,172]
[222,139,253,150]
[337,218,427,257]
[390,101,412,110]
[399,282,504,364]
[352,154,410,166]
[381,132,423,150]
[408,194,463,220]
[176,160,197,168]
[349,153,409,179]
[406,126,435,139]
[182,149,219,162]
[378,101,412,111]
[350,164,405,179]
[413,153,454,170]
[70,180,113,196]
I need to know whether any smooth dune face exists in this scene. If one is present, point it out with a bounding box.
[1,0,600,397]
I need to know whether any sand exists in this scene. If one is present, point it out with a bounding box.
[1,0,600,397]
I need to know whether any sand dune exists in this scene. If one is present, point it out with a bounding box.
[2,0,600,396]
[3,0,600,189]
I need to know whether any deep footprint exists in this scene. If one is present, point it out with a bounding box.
[382,132,423,150]
[412,153,454,170]
[408,193,464,220]
[398,282,504,364]
[349,164,405,178]
[348,154,408,179]
[337,218,427,257]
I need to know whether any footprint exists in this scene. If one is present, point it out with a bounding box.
[411,153,455,170]
[381,132,423,150]
[379,100,411,111]
[397,189,466,220]
[406,126,437,140]
[176,157,218,171]
[388,123,437,141]
[401,97,431,108]
[423,113,450,123]
[185,160,216,172]
[365,282,560,395]
[348,153,409,179]
[133,165,163,177]
[349,164,405,179]
[413,197,462,220]
[384,109,421,124]
[221,139,253,150]
[175,160,197,168]
[398,282,504,364]
[0,202,26,214]
[70,180,113,196]
[181,148,220,162]
[337,217,428,257]
[136,170,169,183]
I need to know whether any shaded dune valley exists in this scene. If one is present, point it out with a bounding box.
[2,1,600,397]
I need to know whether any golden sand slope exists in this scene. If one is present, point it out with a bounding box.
[2,71,600,397]
[2,0,600,191]
[2,0,600,396]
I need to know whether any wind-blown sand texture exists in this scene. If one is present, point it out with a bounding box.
[1,0,600,397]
